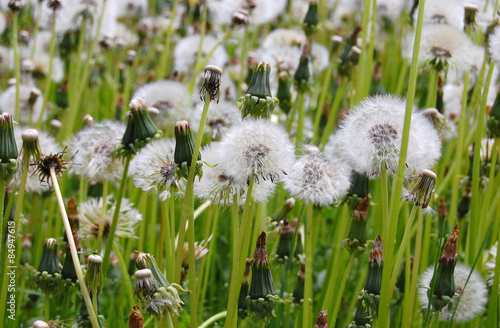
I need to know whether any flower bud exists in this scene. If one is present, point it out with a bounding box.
[0,113,18,164]
[292,259,305,304]
[136,252,170,288]
[277,71,292,114]
[239,61,279,119]
[38,238,60,274]
[269,198,295,224]
[294,43,311,93]
[238,258,253,319]
[464,4,478,29]
[174,121,203,180]
[303,0,319,36]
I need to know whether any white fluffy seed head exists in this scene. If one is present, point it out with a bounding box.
[335,95,441,178]
[68,120,126,185]
[489,25,500,66]
[283,153,351,206]
[129,138,178,201]
[418,263,488,322]
[218,118,295,183]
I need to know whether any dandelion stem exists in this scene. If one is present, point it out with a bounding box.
[96,180,108,253]
[44,293,50,321]
[102,156,131,273]
[157,0,180,78]
[302,202,314,327]
[296,92,306,154]
[49,167,99,328]
[330,254,355,326]
[12,12,20,122]
[319,78,348,149]
[378,0,426,326]
[37,10,57,126]
[224,176,255,328]
[486,186,500,327]
[0,179,7,325]
[469,59,495,264]
[237,25,249,98]
[112,241,134,306]
[199,311,227,328]
[312,60,336,142]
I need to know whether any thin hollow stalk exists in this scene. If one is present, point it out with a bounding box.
[199,311,227,328]
[302,202,314,327]
[237,25,249,98]
[224,177,255,328]
[96,180,108,253]
[12,12,20,121]
[102,156,131,272]
[156,0,180,78]
[469,60,495,263]
[296,93,306,154]
[380,167,389,243]
[486,185,500,327]
[112,242,134,306]
[377,1,426,326]
[329,254,355,325]
[49,167,99,327]
[312,60,336,141]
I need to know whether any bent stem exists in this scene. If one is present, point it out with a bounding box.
[302,202,314,327]
[49,167,99,328]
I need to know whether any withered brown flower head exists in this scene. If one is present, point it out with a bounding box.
[314,310,329,328]
[243,258,253,284]
[129,305,145,328]
[441,225,459,263]
[354,195,370,220]
[438,197,448,218]
[34,149,69,184]
[280,218,294,237]
[369,235,383,266]
[253,231,269,267]
[68,197,79,227]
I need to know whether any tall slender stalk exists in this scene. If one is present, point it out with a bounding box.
[49,167,99,328]
[12,12,20,122]
[377,1,426,326]
[37,11,57,126]
[302,202,313,327]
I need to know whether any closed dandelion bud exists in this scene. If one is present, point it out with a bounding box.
[239,61,279,119]
[345,195,370,253]
[345,171,370,212]
[120,97,161,156]
[246,232,284,324]
[403,169,437,209]
[21,234,32,265]
[200,65,223,103]
[134,268,157,303]
[174,121,203,180]
[0,113,18,183]
[294,44,311,93]
[85,253,103,294]
[38,238,60,274]
[129,305,145,328]
[277,71,292,114]
[427,225,459,312]
[457,183,471,220]
[292,259,305,303]
[314,310,328,328]
[338,46,361,77]
[61,227,79,282]
[292,218,304,257]
[78,291,101,321]
[362,235,383,315]
[270,198,295,225]
[275,219,294,260]
[350,293,372,327]
[47,0,62,11]
[238,259,253,319]
[303,0,319,36]
[464,4,478,29]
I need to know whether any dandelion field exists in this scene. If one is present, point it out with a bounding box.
[1,0,500,327]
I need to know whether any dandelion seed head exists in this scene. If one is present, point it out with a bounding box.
[0,84,44,125]
[336,95,441,177]
[130,138,178,201]
[190,99,241,140]
[174,35,229,74]
[489,25,500,66]
[68,120,125,184]
[419,263,488,322]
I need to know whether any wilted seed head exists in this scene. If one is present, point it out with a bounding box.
[136,252,171,289]
[129,305,145,328]
[404,169,437,209]
[232,9,249,26]
[438,197,448,219]
[314,310,329,328]
[21,129,42,165]
[8,0,22,11]
[47,0,62,11]
[442,225,459,261]
[134,268,157,302]
[429,46,452,71]
[85,252,104,294]
[200,65,223,103]
[464,4,478,29]
[34,149,68,185]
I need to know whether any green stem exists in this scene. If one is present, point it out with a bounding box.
[30,4,43,59]
[377,1,426,326]
[0,180,6,326]
[44,293,50,321]
[319,78,348,149]
[312,60,336,142]
[199,311,227,328]
[96,180,108,253]
[102,156,131,273]
[329,255,355,326]
[12,12,20,122]
[469,60,495,264]
[224,177,255,328]
[447,72,469,227]
[380,167,389,243]
[296,93,305,154]
[112,241,134,306]
[156,0,180,78]
[486,182,500,327]
[237,25,249,98]
[37,10,57,126]
[49,167,99,328]
[302,202,314,327]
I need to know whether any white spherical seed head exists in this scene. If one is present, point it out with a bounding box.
[68,120,126,184]
[284,153,351,206]
[32,320,50,328]
[129,138,178,201]
[21,128,39,142]
[219,119,295,183]
[335,94,441,177]
[419,263,488,322]
[489,26,500,66]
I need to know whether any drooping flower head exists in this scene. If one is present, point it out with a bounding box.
[335,95,441,177]
[219,119,294,183]
[68,120,125,184]
[130,138,178,201]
